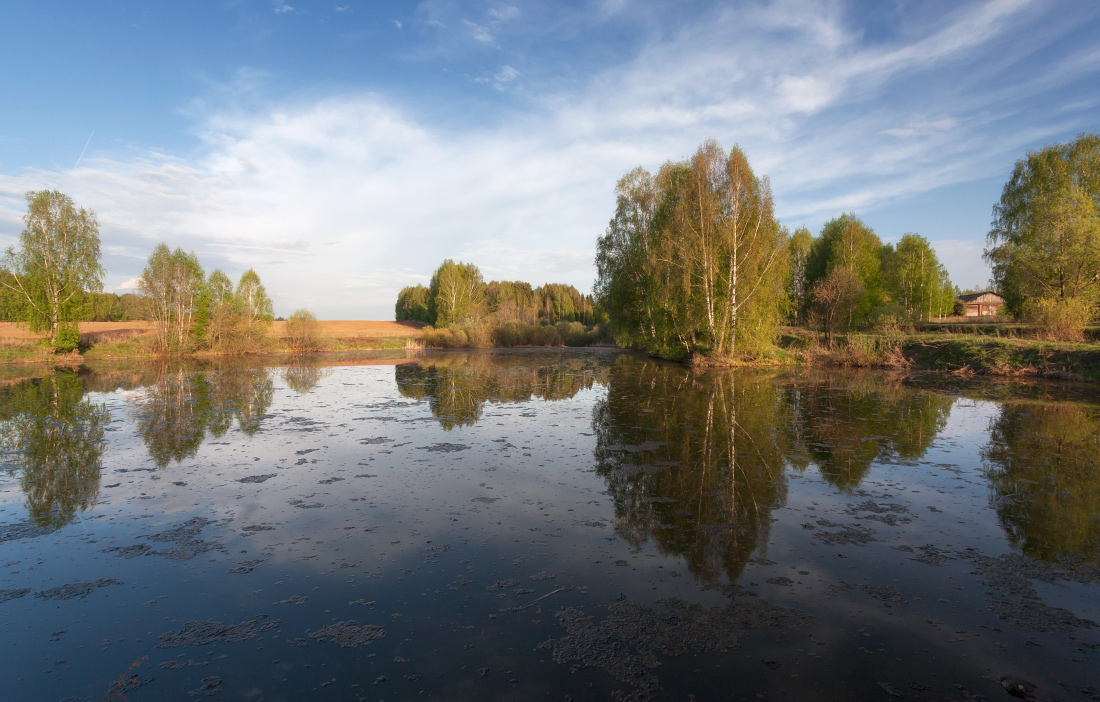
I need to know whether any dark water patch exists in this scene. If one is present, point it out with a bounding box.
[188,675,222,697]
[966,552,1100,632]
[157,617,270,648]
[359,436,391,445]
[846,499,914,526]
[146,516,222,560]
[416,442,469,453]
[35,578,120,601]
[543,595,810,700]
[0,587,30,603]
[103,543,152,558]
[0,521,54,543]
[236,474,275,484]
[307,621,386,648]
[227,558,265,574]
[806,519,876,546]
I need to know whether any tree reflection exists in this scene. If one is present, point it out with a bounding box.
[592,358,788,584]
[782,374,953,490]
[129,364,274,467]
[395,352,607,430]
[283,363,328,395]
[0,372,109,528]
[982,402,1100,565]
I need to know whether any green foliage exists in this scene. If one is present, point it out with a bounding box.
[0,372,109,528]
[880,233,955,322]
[138,244,205,352]
[130,365,274,467]
[1021,296,1092,340]
[1,190,104,346]
[786,226,813,323]
[52,325,81,353]
[284,308,322,353]
[395,284,431,322]
[983,402,1100,564]
[804,213,884,327]
[986,133,1100,316]
[595,141,788,359]
[428,259,485,326]
[137,246,275,354]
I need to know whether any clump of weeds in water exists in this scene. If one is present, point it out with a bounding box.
[105,655,148,700]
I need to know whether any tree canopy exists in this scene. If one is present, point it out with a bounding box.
[1,190,104,349]
[985,133,1100,315]
[595,140,788,359]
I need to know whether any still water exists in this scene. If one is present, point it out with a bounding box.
[1,349,1097,701]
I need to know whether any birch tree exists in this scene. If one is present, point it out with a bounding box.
[986,133,1100,315]
[137,244,204,351]
[1,190,104,349]
[428,259,484,326]
[596,141,787,359]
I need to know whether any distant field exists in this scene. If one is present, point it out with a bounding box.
[0,320,425,343]
[269,320,426,338]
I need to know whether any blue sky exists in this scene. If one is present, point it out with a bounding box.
[1,0,1098,318]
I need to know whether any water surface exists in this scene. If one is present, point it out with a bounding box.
[1,350,1098,700]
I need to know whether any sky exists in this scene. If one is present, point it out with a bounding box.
[1,0,1098,319]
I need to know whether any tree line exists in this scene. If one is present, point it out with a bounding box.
[395,259,604,347]
[0,190,283,353]
[594,140,957,359]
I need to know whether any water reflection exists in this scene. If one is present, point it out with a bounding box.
[395,351,607,429]
[592,358,788,583]
[983,402,1100,565]
[283,363,329,395]
[0,372,109,528]
[782,375,953,490]
[129,364,274,467]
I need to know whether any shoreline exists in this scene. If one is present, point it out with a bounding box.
[3,327,1098,384]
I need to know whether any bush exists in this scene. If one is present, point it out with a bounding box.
[285,308,322,353]
[52,325,81,353]
[1022,297,1093,341]
[422,324,469,348]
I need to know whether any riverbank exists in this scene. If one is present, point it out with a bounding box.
[780,329,1100,382]
[0,320,425,365]
[4,321,1100,383]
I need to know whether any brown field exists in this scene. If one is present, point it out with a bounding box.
[269,319,426,338]
[0,320,424,343]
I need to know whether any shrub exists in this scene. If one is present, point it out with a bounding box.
[1022,297,1093,341]
[422,324,469,348]
[532,324,562,346]
[52,325,81,353]
[285,308,322,353]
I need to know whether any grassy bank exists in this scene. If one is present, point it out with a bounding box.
[0,320,425,365]
[775,328,1100,382]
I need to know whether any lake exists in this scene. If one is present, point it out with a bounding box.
[1,349,1098,701]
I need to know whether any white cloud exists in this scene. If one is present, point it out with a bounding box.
[488,6,519,22]
[464,20,495,45]
[274,3,293,14]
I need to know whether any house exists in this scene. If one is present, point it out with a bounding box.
[956,291,1005,316]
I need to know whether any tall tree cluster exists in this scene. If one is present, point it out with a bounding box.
[985,133,1100,321]
[138,243,273,352]
[395,260,597,328]
[789,214,954,340]
[596,140,789,359]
